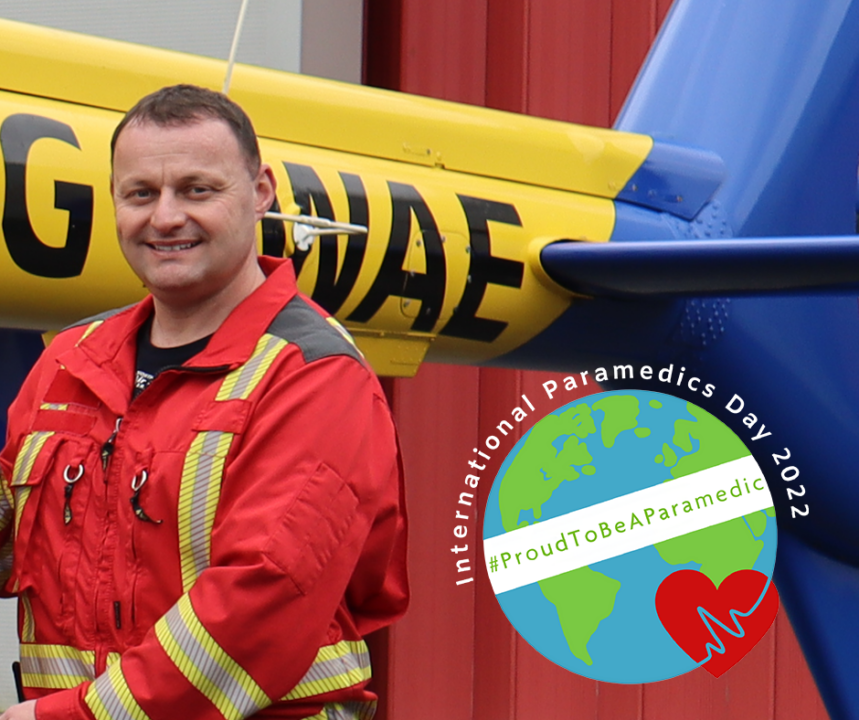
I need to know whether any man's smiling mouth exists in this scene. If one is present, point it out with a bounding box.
[148,241,202,252]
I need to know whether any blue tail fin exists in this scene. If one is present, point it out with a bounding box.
[616,0,859,238]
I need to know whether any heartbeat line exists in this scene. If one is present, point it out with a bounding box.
[693,577,773,667]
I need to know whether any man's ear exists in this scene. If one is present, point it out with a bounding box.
[253,164,277,220]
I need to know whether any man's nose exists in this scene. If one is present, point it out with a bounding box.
[149,191,185,233]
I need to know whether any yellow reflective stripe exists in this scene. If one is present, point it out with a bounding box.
[11,431,53,487]
[216,334,287,401]
[20,593,35,643]
[107,652,122,667]
[155,595,268,720]
[178,335,289,591]
[322,702,379,720]
[305,702,379,720]
[39,403,69,411]
[76,320,103,346]
[178,431,234,592]
[11,431,53,542]
[13,487,32,542]
[85,659,150,720]
[282,640,371,701]
[20,644,95,689]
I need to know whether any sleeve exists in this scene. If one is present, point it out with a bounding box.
[36,354,408,720]
[0,344,54,597]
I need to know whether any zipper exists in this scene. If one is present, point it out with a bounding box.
[98,365,226,474]
[100,417,123,475]
[133,363,231,402]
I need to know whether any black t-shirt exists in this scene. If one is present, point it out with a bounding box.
[134,316,212,398]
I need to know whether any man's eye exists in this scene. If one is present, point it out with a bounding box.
[131,189,152,200]
[188,186,211,196]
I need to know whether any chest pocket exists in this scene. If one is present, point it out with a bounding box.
[10,431,59,556]
[11,404,102,639]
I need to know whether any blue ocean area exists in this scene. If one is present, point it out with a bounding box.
[498,547,701,682]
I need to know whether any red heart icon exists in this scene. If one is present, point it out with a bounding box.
[655,569,779,677]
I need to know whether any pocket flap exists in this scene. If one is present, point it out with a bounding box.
[192,399,252,434]
[10,432,61,487]
[264,462,359,595]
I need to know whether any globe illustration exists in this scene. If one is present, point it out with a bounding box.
[482,389,778,683]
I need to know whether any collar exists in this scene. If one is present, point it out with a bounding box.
[185,255,298,369]
[58,256,298,414]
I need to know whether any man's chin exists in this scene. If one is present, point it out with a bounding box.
[144,275,209,306]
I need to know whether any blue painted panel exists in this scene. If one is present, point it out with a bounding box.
[615,141,724,220]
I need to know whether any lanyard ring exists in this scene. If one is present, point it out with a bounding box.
[131,469,149,493]
[63,464,84,484]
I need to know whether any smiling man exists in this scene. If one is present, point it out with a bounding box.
[0,85,408,720]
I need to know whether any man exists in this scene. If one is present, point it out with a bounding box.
[0,84,408,720]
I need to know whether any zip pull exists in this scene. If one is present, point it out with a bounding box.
[130,470,162,524]
[63,464,84,524]
[101,417,123,473]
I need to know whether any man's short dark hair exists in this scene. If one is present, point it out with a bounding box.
[111,84,262,174]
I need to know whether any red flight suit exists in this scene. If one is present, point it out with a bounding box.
[0,256,408,720]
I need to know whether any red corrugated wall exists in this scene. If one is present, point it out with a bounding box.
[362,1,831,718]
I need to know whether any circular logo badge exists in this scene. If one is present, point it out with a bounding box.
[482,390,778,683]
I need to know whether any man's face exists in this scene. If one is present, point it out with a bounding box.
[111,118,275,309]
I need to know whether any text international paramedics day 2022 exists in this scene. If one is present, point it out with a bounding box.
[449,362,779,588]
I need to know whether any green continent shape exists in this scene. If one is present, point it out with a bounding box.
[670,402,749,477]
[593,394,639,448]
[539,567,621,665]
[498,403,595,531]
[655,403,767,586]
[745,511,767,538]
[656,518,764,586]
[661,442,677,468]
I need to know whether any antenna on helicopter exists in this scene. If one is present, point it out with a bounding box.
[223,0,251,95]
[222,0,369,250]
[263,212,368,252]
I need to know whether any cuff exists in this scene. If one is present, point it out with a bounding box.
[34,685,89,720]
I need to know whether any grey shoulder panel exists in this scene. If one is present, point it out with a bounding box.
[267,296,363,364]
[61,303,138,332]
